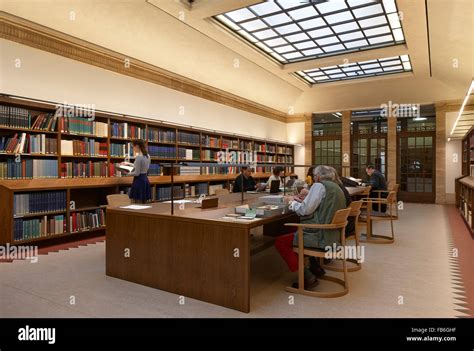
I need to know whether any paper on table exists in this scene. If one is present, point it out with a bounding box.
[120,205,152,210]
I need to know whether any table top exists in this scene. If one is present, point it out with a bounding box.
[107,186,369,228]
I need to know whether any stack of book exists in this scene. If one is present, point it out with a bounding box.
[60,161,108,178]
[0,159,58,179]
[13,191,66,216]
[69,209,105,233]
[178,131,200,145]
[14,215,66,241]
[61,138,107,156]
[0,105,31,128]
[148,145,176,158]
[60,116,108,136]
[31,113,58,131]
[148,128,175,143]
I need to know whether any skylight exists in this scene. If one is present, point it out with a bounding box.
[214,0,405,64]
[296,54,412,84]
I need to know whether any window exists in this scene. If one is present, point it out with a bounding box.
[296,55,412,85]
[215,0,405,64]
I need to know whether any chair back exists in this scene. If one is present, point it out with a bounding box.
[389,183,400,193]
[349,201,362,217]
[385,191,397,204]
[107,194,131,207]
[360,185,371,197]
[331,208,351,225]
[214,188,230,196]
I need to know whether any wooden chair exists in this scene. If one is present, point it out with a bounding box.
[106,194,131,207]
[323,201,363,272]
[214,188,230,196]
[359,191,397,244]
[284,208,351,298]
[371,183,400,217]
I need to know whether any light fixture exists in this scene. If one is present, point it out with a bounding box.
[450,79,474,136]
[412,117,427,121]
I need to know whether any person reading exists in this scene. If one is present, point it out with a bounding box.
[266,167,283,189]
[233,166,257,192]
[365,164,388,212]
[119,139,151,203]
[274,165,347,289]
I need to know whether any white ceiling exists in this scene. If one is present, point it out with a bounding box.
[1,0,473,115]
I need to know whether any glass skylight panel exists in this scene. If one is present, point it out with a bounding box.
[296,55,413,85]
[214,0,406,64]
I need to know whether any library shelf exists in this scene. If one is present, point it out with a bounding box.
[0,95,295,245]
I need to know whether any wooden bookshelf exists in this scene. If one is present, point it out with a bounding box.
[0,95,295,245]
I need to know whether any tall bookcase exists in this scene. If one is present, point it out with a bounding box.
[456,127,474,235]
[0,95,295,245]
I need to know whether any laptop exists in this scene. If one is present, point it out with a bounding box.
[285,178,295,187]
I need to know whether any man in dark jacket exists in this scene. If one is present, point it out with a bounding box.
[366,164,387,212]
[233,166,257,192]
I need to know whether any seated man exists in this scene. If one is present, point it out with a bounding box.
[275,165,347,289]
[233,166,257,192]
[365,164,388,212]
[266,166,283,189]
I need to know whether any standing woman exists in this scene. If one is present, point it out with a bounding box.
[126,140,151,203]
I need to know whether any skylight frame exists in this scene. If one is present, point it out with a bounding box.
[214,0,406,64]
[296,55,413,85]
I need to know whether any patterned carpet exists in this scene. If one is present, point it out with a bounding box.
[0,204,471,318]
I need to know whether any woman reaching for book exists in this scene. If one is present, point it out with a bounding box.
[120,139,151,203]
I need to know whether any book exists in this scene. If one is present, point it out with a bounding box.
[117,162,134,173]
[13,191,66,216]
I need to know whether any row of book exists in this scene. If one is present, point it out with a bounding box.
[184,183,207,197]
[277,146,293,155]
[60,117,108,137]
[110,142,134,157]
[177,131,200,145]
[31,113,58,131]
[70,209,105,233]
[60,161,108,178]
[179,166,201,176]
[61,139,107,156]
[239,140,252,150]
[201,150,218,161]
[202,135,221,148]
[0,159,58,179]
[13,191,67,216]
[0,105,31,129]
[148,164,162,176]
[222,138,239,149]
[14,215,66,241]
[255,166,274,173]
[178,148,200,160]
[148,145,176,158]
[0,133,57,155]
[148,128,175,143]
[110,122,145,139]
[277,155,294,163]
[156,186,184,201]
[201,166,238,175]
[267,145,276,153]
[254,143,266,152]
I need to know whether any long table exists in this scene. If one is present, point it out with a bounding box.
[106,187,368,313]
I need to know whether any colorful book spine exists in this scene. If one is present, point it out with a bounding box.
[147,129,176,143]
[69,209,105,233]
[0,159,58,179]
[14,215,66,241]
[156,186,184,201]
[202,135,221,148]
[0,105,31,128]
[148,145,176,158]
[177,131,200,145]
[110,142,133,157]
[60,161,108,178]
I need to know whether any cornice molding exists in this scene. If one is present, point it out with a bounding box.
[0,12,289,123]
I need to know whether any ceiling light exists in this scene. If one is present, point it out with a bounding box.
[450,80,474,136]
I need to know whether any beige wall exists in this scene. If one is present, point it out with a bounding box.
[286,122,305,179]
[0,39,288,142]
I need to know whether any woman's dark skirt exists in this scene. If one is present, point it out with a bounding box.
[129,174,152,203]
